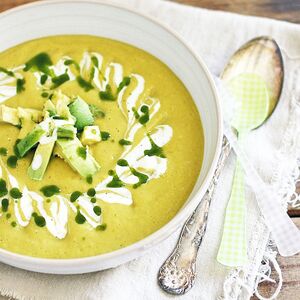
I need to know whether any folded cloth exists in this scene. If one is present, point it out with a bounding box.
[1,0,300,299]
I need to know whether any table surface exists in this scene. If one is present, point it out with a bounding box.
[0,1,299,300]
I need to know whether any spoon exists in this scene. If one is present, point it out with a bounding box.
[157,36,284,294]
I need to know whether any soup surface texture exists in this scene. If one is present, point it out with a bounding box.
[0,35,203,258]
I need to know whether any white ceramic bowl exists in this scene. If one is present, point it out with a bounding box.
[0,0,222,274]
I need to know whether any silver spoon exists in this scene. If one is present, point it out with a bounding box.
[157,36,284,295]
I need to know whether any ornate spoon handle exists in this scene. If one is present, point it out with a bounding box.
[158,136,231,295]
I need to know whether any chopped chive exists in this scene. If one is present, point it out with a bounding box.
[9,187,22,199]
[7,155,18,168]
[70,191,82,202]
[0,147,7,156]
[40,185,60,197]
[119,139,132,146]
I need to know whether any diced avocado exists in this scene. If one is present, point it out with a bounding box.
[56,137,100,178]
[69,97,94,130]
[51,90,71,107]
[17,108,43,123]
[18,118,35,139]
[16,126,45,157]
[57,125,77,139]
[55,99,74,120]
[81,125,101,145]
[27,141,55,180]
[0,105,19,125]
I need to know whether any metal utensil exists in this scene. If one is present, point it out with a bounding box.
[158,36,284,295]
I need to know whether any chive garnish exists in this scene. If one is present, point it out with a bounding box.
[101,131,110,141]
[1,198,9,212]
[9,188,22,199]
[16,78,25,94]
[0,179,8,197]
[93,206,101,216]
[0,147,7,156]
[119,139,132,146]
[40,185,60,197]
[70,191,82,202]
[76,76,94,92]
[7,155,18,168]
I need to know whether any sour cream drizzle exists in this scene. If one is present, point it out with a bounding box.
[0,51,173,238]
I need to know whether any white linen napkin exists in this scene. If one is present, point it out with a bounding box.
[1,1,300,299]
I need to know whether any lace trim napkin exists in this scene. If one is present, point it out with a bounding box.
[1,1,300,299]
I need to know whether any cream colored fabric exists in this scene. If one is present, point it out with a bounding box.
[1,0,300,299]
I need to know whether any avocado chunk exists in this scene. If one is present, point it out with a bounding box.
[16,127,45,157]
[81,125,101,145]
[0,105,19,125]
[17,107,43,123]
[69,97,94,130]
[57,125,77,139]
[56,137,100,178]
[18,118,36,139]
[27,141,55,180]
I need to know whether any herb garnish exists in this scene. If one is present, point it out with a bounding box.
[24,52,54,76]
[64,59,80,71]
[87,188,96,197]
[70,191,82,202]
[93,206,101,216]
[0,67,14,77]
[40,185,60,197]
[40,74,48,85]
[99,77,131,101]
[117,159,129,167]
[32,212,46,227]
[86,174,93,184]
[75,210,86,224]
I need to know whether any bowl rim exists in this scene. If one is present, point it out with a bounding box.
[0,0,223,272]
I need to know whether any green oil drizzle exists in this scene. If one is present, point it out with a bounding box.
[9,188,22,199]
[106,170,124,188]
[51,73,70,89]
[16,78,25,94]
[119,139,132,146]
[40,185,60,197]
[7,155,18,168]
[0,147,7,156]
[75,210,86,224]
[89,104,105,118]
[32,212,46,227]
[96,223,107,231]
[144,134,166,158]
[0,179,8,197]
[77,147,87,160]
[101,131,111,141]
[93,206,101,216]
[87,188,96,197]
[76,76,94,92]
[1,198,9,212]
[70,191,82,202]
[24,52,54,77]
[0,67,14,77]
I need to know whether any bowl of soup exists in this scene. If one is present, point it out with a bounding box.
[0,0,222,274]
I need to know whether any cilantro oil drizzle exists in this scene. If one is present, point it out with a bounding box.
[106,170,124,188]
[144,134,166,158]
[40,185,60,197]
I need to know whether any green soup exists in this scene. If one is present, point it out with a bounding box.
[0,35,203,258]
